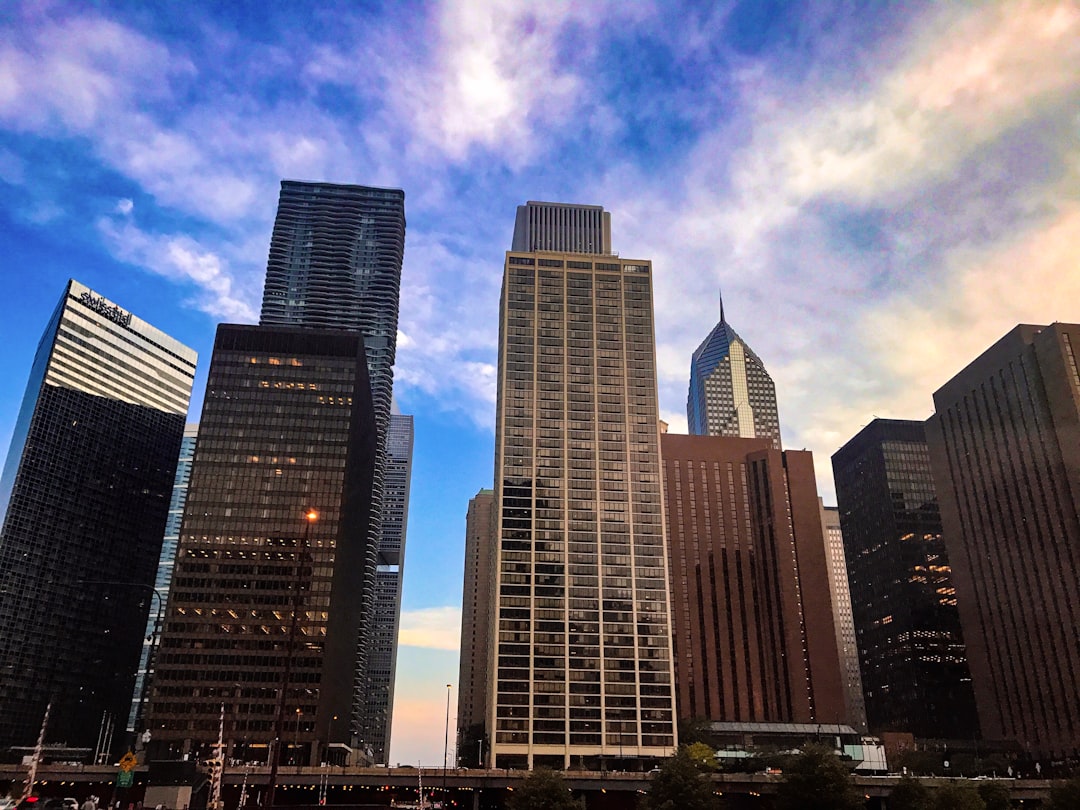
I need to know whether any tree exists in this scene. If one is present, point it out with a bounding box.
[976,780,1011,810]
[641,747,718,810]
[1047,776,1080,810]
[506,769,583,810]
[932,782,985,810]
[773,744,864,810]
[684,742,718,771]
[887,775,932,810]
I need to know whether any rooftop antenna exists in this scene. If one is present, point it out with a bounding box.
[719,285,726,323]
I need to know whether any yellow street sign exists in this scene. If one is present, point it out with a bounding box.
[119,752,138,772]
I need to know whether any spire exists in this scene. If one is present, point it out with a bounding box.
[719,286,726,324]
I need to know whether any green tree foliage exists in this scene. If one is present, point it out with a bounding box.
[641,747,718,810]
[773,744,865,810]
[1048,776,1080,810]
[932,782,985,810]
[976,780,1011,810]
[887,775,933,810]
[684,742,718,771]
[506,769,583,810]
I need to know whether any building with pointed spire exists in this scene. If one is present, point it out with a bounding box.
[687,295,780,447]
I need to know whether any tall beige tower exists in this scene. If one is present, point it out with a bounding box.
[487,203,677,769]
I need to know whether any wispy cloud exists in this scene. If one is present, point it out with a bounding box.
[399,606,461,651]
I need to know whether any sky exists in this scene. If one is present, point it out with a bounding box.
[0,0,1077,766]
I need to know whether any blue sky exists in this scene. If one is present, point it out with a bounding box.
[0,0,1077,765]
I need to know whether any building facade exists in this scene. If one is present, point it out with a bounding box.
[510,201,611,255]
[259,180,406,749]
[128,424,199,735]
[687,300,780,447]
[927,323,1080,756]
[661,434,847,727]
[361,412,414,763]
[0,279,195,751]
[819,500,868,733]
[145,325,377,765]
[832,419,978,740]
[488,204,677,769]
[456,488,495,766]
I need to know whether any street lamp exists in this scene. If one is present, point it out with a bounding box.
[443,684,452,794]
[266,508,318,808]
[294,708,302,765]
[324,714,338,765]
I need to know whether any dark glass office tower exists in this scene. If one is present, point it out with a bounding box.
[259,180,405,750]
[360,412,413,764]
[0,279,196,751]
[687,298,780,448]
[832,419,978,740]
[145,325,377,765]
[928,323,1080,756]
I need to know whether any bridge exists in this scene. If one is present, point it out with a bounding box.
[0,762,1057,809]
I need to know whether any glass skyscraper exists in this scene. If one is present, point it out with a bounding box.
[488,203,677,770]
[687,299,780,447]
[832,418,978,740]
[145,325,377,765]
[259,180,406,753]
[0,279,196,751]
[361,412,413,763]
[127,424,198,735]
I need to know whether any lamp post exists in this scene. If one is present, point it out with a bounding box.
[324,714,337,765]
[443,684,452,795]
[265,508,318,809]
[294,708,302,765]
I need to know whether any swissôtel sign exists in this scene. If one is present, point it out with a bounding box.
[79,290,132,328]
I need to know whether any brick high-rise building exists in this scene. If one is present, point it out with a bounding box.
[456,489,495,766]
[0,280,195,751]
[488,203,677,769]
[660,434,847,726]
[927,323,1080,756]
[145,325,377,765]
[832,419,978,740]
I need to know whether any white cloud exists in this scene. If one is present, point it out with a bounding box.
[398,606,461,651]
[115,198,134,215]
[97,216,260,321]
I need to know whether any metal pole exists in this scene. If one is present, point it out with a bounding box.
[266,510,317,809]
[443,684,451,796]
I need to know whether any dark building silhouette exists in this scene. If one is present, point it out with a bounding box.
[456,488,495,766]
[145,325,376,765]
[687,298,780,447]
[927,323,1080,756]
[259,180,406,756]
[832,419,978,740]
[661,434,847,727]
[365,412,413,763]
[0,279,195,751]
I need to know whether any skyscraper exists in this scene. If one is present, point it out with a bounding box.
[0,279,196,750]
[927,323,1080,756]
[457,488,495,766]
[832,419,978,739]
[146,325,377,764]
[661,434,847,726]
[510,201,611,254]
[361,412,414,764]
[128,424,198,735]
[687,298,780,447]
[259,180,406,749]
[818,500,868,733]
[488,203,677,770]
